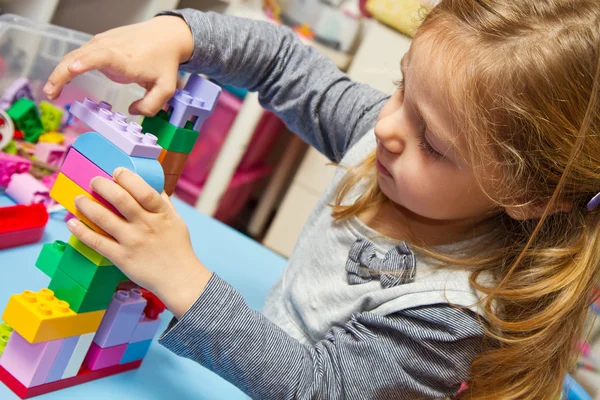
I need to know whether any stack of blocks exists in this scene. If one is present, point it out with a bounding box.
[0,74,220,398]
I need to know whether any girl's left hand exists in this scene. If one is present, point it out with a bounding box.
[66,167,212,318]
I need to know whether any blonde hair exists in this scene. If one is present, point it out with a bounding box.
[332,1,600,398]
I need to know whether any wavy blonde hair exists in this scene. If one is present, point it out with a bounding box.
[332,1,600,398]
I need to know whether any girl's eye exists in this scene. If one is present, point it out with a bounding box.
[418,129,444,161]
[394,78,405,95]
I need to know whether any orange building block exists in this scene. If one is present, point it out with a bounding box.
[49,173,107,235]
[2,289,105,344]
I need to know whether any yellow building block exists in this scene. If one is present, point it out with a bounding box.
[2,289,105,344]
[38,131,64,144]
[68,235,113,266]
[50,173,107,235]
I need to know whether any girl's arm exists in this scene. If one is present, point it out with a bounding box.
[160,274,483,399]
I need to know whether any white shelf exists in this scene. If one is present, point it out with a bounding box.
[0,0,60,23]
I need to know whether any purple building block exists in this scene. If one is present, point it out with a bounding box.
[129,315,162,343]
[167,75,221,131]
[0,78,34,110]
[0,331,63,387]
[93,289,147,348]
[45,335,78,383]
[69,98,162,159]
[84,343,128,371]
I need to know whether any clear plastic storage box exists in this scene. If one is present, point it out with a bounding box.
[0,13,143,117]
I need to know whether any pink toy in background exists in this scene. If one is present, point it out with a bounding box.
[5,172,51,206]
[0,153,31,187]
[34,143,67,167]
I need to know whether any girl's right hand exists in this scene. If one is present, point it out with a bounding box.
[43,15,194,116]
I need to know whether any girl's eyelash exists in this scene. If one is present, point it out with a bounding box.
[418,130,444,161]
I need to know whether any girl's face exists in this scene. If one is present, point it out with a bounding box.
[374,38,498,223]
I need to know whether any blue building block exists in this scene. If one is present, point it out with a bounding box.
[120,339,152,364]
[45,335,78,383]
[72,132,164,193]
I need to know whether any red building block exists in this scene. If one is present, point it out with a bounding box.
[140,289,166,320]
[0,204,48,250]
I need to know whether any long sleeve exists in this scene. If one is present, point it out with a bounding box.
[159,274,484,400]
[161,9,389,162]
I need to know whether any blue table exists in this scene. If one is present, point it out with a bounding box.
[0,195,287,399]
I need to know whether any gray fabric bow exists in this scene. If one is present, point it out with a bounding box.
[346,238,416,288]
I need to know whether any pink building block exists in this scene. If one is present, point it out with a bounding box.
[93,289,147,348]
[5,173,51,206]
[0,77,34,110]
[34,143,67,167]
[60,148,120,215]
[40,172,58,189]
[129,315,162,344]
[0,153,31,187]
[167,74,221,130]
[0,331,63,387]
[69,98,162,159]
[83,343,127,371]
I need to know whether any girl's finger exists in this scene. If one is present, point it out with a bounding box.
[74,195,128,241]
[128,73,177,116]
[90,176,143,222]
[113,168,168,214]
[66,218,120,263]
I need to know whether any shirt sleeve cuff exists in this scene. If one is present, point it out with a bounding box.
[158,273,233,358]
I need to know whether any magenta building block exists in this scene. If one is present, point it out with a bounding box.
[129,316,162,343]
[0,153,31,187]
[59,148,120,215]
[0,78,34,110]
[0,331,63,387]
[5,172,51,206]
[167,75,221,131]
[69,98,162,159]
[93,289,147,348]
[83,343,128,371]
[45,335,78,383]
[34,143,67,167]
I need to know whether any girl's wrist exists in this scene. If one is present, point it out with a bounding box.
[156,15,194,64]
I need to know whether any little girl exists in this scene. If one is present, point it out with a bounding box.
[43,1,600,398]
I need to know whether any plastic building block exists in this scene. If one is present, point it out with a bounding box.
[159,148,189,175]
[0,152,31,187]
[2,289,105,343]
[33,142,66,166]
[141,110,199,154]
[48,268,116,314]
[38,101,63,133]
[35,240,66,278]
[0,203,48,250]
[167,75,221,131]
[129,316,161,343]
[120,339,152,364]
[60,148,120,215]
[57,243,123,292]
[0,359,142,399]
[93,289,147,348]
[40,172,58,190]
[0,78,34,110]
[0,322,14,357]
[50,173,108,235]
[38,132,64,144]
[0,108,15,150]
[61,332,94,380]
[68,234,113,266]
[5,172,51,205]
[84,343,127,371]
[163,173,179,196]
[0,331,63,387]
[139,289,166,320]
[71,131,164,193]
[69,98,162,158]
[7,98,43,143]
[44,335,78,383]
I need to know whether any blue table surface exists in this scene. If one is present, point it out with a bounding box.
[0,195,287,399]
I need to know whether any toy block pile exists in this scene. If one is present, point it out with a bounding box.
[0,74,220,398]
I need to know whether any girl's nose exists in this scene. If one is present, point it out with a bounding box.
[374,113,405,154]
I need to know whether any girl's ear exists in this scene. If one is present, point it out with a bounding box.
[504,200,573,220]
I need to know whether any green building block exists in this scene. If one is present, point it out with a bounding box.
[68,234,113,266]
[39,100,63,132]
[48,268,116,313]
[57,243,123,292]
[6,98,43,142]
[0,322,13,357]
[141,110,199,154]
[35,240,66,278]
[3,141,17,154]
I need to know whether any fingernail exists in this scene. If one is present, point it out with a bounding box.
[74,195,85,204]
[43,82,54,94]
[90,177,98,186]
[113,167,124,178]
[66,219,79,229]
[70,59,82,70]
